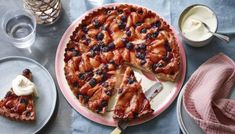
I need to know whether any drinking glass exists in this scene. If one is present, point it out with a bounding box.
[1,9,36,53]
[85,0,113,9]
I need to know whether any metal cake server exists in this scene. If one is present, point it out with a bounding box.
[111,82,163,134]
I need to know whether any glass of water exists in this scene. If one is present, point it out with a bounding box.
[1,9,36,52]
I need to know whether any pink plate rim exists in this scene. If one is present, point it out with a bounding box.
[55,3,187,127]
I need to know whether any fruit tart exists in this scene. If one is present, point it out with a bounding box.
[64,4,181,120]
[0,69,38,121]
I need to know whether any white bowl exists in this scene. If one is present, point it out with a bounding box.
[178,4,218,47]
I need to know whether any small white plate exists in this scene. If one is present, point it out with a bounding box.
[0,56,57,134]
[177,81,235,134]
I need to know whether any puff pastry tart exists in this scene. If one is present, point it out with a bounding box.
[0,69,37,121]
[64,4,181,120]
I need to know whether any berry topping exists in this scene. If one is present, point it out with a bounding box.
[105,90,112,96]
[96,106,103,113]
[26,111,31,117]
[93,19,101,28]
[152,32,159,38]
[152,62,164,71]
[96,69,103,75]
[164,41,172,52]
[72,49,80,56]
[78,73,85,80]
[140,60,146,66]
[89,78,97,87]
[102,82,109,87]
[126,30,131,37]
[139,43,146,50]
[101,74,107,82]
[152,21,161,28]
[128,77,135,84]
[92,45,101,51]
[83,95,89,103]
[108,42,115,50]
[146,32,159,39]
[136,52,146,60]
[101,46,109,52]
[118,21,126,29]
[81,25,88,33]
[97,32,104,40]
[121,15,127,22]
[23,69,31,76]
[122,38,128,45]
[126,42,134,50]
[85,38,91,44]
[101,100,108,107]
[140,28,147,33]
[20,98,28,105]
[73,82,79,88]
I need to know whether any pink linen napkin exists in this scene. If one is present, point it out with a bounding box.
[183,53,235,134]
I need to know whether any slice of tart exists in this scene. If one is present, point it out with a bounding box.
[113,67,153,120]
[76,64,117,114]
[0,69,37,121]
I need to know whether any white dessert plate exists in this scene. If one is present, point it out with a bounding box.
[0,56,57,134]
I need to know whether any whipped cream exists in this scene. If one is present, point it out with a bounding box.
[180,5,217,41]
[12,75,38,96]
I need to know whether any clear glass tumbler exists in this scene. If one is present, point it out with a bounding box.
[1,9,36,50]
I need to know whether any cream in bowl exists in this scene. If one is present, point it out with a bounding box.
[179,5,218,47]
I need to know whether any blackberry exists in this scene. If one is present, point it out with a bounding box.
[126,42,134,50]
[151,32,159,38]
[140,28,147,33]
[101,100,108,107]
[152,21,161,28]
[108,42,115,50]
[92,45,100,51]
[121,15,127,22]
[128,77,135,84]
[89,78,97,87]
[101,46,109,52]
[140,60,146,66]
[97,33,104,41]
[93,20,101,28]
[78,73,85,80]
[72,49,80,56]
[118,21,126,29]
[82,26,88,33]
[136,52,145,60]
[23,69,31,75]
[126,30,131,37]
[20,98,28,105]
[135,22,142,27]
[139,43,146,50]
[73,82,79,88]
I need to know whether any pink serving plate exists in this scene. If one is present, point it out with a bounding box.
[55,3,186,127]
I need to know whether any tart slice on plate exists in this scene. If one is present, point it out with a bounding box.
[0,69,38,121]
[113,67,153,120]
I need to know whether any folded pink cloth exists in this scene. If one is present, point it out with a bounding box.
[183,53,235,134]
